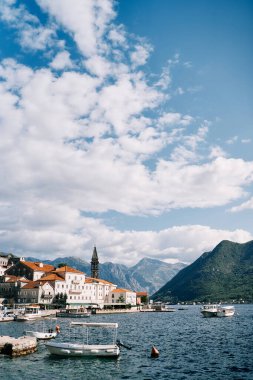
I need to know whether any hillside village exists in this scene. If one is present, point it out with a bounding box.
[0,247,146,310]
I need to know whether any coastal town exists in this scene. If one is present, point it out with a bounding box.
[0,247,147,312]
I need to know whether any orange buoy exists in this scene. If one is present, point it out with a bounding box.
[151,345,159,358]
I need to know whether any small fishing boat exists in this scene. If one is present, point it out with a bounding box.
[200,304,235,318]
[25,319,60,340]
[45,322,120,357]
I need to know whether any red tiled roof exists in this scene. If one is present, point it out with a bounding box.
[112,288,136,293]
[136,291,148,296]
[40,273,64,282]
[85,276,113,285]
[22,261,55,272]
[21,281,40,289]
[53,266,84,274]
[4,275,29,283]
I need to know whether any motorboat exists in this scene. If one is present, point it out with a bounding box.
[0,313,14,322]
[24,318,59,340]
[15,305,51,321]
[201,304,235,317]
[216,306,235,317]
[56,308,90,318]
[200,304,220,317]
[25,330,58,340]
[45,322,120,357]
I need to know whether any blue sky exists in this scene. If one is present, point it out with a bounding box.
[0,0,252,265]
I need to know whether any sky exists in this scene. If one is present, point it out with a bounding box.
[0,0,252,266]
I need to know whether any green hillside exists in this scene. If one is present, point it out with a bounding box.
[152,240,253,303]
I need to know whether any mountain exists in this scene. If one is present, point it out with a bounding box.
[26,256,186,295]
[152,240,253,303]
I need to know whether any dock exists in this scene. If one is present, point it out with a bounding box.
[0,336,37,357]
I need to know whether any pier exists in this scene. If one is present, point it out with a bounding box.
[0,336,37,357]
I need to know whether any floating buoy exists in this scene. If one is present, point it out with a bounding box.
[151,345,159,358]
[55,325,60,333]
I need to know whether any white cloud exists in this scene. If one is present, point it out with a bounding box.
[130,43,152,68]
[36,0,115,57]
[159,112,193,126]
[230,197,253,212]
[50,51,73,70]
[226,135,238,145]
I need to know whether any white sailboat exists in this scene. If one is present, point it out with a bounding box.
[45,322,120,357]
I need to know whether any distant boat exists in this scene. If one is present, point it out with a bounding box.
[45,322,120,357]
[56,308,91,318]
[25,318,59,340]
[200,304,235,318]
[15,305,52,321]
[216,306,235,317]
[152,303,177,312]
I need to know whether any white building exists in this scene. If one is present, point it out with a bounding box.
[109,288,137,306]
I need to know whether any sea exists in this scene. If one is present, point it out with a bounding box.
[0,304,252,380]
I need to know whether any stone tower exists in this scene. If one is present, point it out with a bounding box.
[91,246,99,279]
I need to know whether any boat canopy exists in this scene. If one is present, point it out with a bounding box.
[70,322,118,328]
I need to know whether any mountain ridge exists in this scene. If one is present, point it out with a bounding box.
[152,240,253,303]
[25,256,186,295]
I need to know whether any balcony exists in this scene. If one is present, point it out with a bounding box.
[71,280,80,285]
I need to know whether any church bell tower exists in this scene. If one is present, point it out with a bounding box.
[91,246,99,279]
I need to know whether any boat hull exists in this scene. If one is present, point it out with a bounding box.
[56,312,90,318]
[46,342,120,357]
[0,315,14,322]
[201,304,235,318]
[25,331,57,340]
[201,310,218,318]
[216,307,235,317]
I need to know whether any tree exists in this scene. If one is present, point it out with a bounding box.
[57,263,67,268]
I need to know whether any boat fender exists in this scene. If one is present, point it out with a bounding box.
[55,325,60,333]
[151,345,159,358]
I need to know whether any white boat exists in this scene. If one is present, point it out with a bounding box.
[56,309,91,318]
[45,322,120,357]
[201,304,235,318]
[200,304,220,317]
[0,313,14,322]
[25,318,59,340]
[15,305,51,321]
[216,306,235,317]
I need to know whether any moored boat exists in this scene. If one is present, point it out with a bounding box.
[0,313,14,322]
[15,305,52,321]
[56,308,90,318]
[45,322,120,357]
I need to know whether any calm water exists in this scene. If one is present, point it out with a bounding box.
[0,305,252,380]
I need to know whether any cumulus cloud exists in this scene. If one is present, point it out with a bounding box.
[230,197,253,212]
